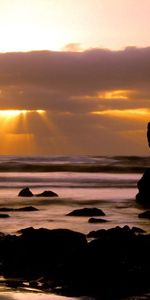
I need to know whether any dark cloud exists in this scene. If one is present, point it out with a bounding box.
[0,47,150,155]
[0,47,150,111]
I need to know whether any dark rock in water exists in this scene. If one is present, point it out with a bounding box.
[0,213,10,218]
[18,187,33,197]
[88,217,108,223]
[138,210,150,219]
[0,206,39,212]
[0,226,150,299]
[18,188,58,198]
[0,208,12,212]
[136,168,150,206]
[66,207,105,217]
[36,190,58,197]
[17,206,39,211]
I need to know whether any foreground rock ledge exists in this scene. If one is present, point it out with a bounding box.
[0,226,150,299]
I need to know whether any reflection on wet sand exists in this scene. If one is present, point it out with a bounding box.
[0,290,77,300]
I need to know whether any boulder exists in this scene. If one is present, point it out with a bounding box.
[2,227,87,282]
[66,207,105,217]
[0,214,10,218]
[18,188,58,197]
[87,225,145,239]
[17,206,39,211]
[36,190,58,197]
[88,217,108,223]
[0,206,39,212]
[138,210,150,219]
[18,187,33,197]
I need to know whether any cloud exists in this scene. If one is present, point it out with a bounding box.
[62,43,82,52]
[0,47,150,111]
[0,47,150,155]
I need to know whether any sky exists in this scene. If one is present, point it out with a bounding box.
[0,0,150,155]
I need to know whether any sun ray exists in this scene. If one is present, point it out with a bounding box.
[0,109,46,154]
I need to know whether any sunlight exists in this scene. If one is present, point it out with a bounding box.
[91,108,150,119]
[0,110,23,117]
[0,109,46,154]
[98,89,132,100]
[0,110,46,117]
[73,89,133,101]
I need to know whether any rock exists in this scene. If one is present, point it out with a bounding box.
[87,225,139,239]
[138,210,150,219]
[87,226,150,299]
[0,213,10,218]
[66,207,105,217]
[88,217,108,223]
[136,168,150,206]
[3,227,87,281]
[0,226,150,299]
[0,206,39,212]
[36,190,58,197]
[17,206,39,211]
[18,188,58,197]
[18,187,33,197]
[0,208,12,212]
[147,122,150,147]
[131,226,146,233]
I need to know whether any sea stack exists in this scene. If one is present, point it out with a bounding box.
[136,122,150,206]
[136,169,150,206]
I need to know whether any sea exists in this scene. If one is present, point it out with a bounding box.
[0,155,149,300]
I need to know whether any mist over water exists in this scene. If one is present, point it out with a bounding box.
[0,155,148,235]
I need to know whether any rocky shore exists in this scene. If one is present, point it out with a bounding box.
[0,225,149,299]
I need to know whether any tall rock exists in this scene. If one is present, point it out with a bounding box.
[136,122,150,206]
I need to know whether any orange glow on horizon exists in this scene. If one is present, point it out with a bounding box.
[98,89,132,100]
[91,108,150,119]
[73,89,134,101]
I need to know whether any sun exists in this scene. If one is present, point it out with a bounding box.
[0,110,45,117]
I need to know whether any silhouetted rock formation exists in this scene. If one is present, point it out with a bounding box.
[66,207,105,216]
[36,191,58,197]
[18,187,58,197]
[0,213,10,218]
[136,122,150,206]
[18,187,33,197]
[136,169,150,206]
[147,122,150,147]
[87,225,145,238]
[0,226,149,299]
[138,210,150,219]
[0,206,39,212]
[88,217,108,223]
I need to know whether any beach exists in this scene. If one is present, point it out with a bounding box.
[0,155,149,300]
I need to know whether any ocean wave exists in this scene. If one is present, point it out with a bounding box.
[0,155,149,172]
